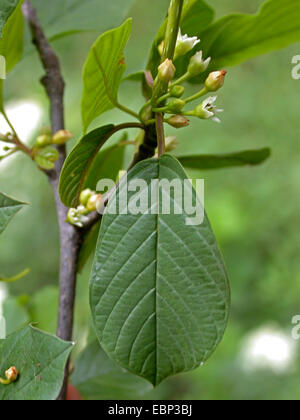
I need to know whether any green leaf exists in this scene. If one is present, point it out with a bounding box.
[59,124,116,208]
[30,0,134,40]
[0,1,24,109]
[199,0,300,75]
[2,297,30,336]
[0,1,24,73]
[0,325,73,400]
[78,221,101,274]
[178,148,271,170]
[81,19,132,132]
[0,268,30,283]
[147,0,214,79]
[83,143,126,191]
[28,287,59,335]
[0,0,20,36]
[72,340,152,400]
[90,154,230,386]
[0,193,26,234]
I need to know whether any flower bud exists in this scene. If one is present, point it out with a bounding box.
[205,70,227,92]
[166,115,190,129]
[166,98,186,113]
[188,51,211,77]
[169,85,185,98]
[34,146,59,170]
[66,208,89,228]
[79,189,94,207]
[174,29,200,59]
[86,194,102,212]
[35,134,52,148]
[0,366,19,385]
[158,59,176,83]
[52,130,73,145]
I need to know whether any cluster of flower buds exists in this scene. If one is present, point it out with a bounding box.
[33,129,73,170]
[0,366,19,385]
[154,27,227,127]
[66,189,102,228]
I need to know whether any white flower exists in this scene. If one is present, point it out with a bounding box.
[174,29,200,59]
[188,51,211,76]
[195,96,223,123]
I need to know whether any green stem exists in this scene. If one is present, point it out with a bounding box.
[185,87,208,104]
[151,0,184,105]
[171,72,190,86]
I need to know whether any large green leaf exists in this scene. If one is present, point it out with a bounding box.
[81,19,132,132]
[198,0,300,77]
[59,125,115,208]
[178,148,271,170]
[30,0,134,40]
[0,325,73,400]
[147,0,214,79]
[90,154,230,386]
[72,340,152,400]
[0,193,26,234]
[0,0,19,36]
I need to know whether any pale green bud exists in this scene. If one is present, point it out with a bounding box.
[169,85,185,98]
[205,70,227,92]
[158,59,176,83]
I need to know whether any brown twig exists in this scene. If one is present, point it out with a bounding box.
[22,0,82,400]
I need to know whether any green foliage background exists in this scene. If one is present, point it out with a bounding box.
[0,0,300,399]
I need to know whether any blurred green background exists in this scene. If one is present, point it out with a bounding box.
[1,0,300,400]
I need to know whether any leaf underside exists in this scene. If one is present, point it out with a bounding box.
[90,154,230,386]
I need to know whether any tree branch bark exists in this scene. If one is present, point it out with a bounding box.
[22,0,82,400]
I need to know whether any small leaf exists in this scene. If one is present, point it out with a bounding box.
[0,192,26,234]
[28,287,59,335]
[2,296,29,336]
[81,19,132,132]
[194,0,300,80]
[0,0,20,36]
[72,340,152,400]
[0,325,73,400]
[0,1,24,73]
[0,2,24,109]
[178,148,271,170]
[83,143,126,191]
[78,221,101,274]
[90,154,230,386]
[0,268,30,283]
[59,124,115,208]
